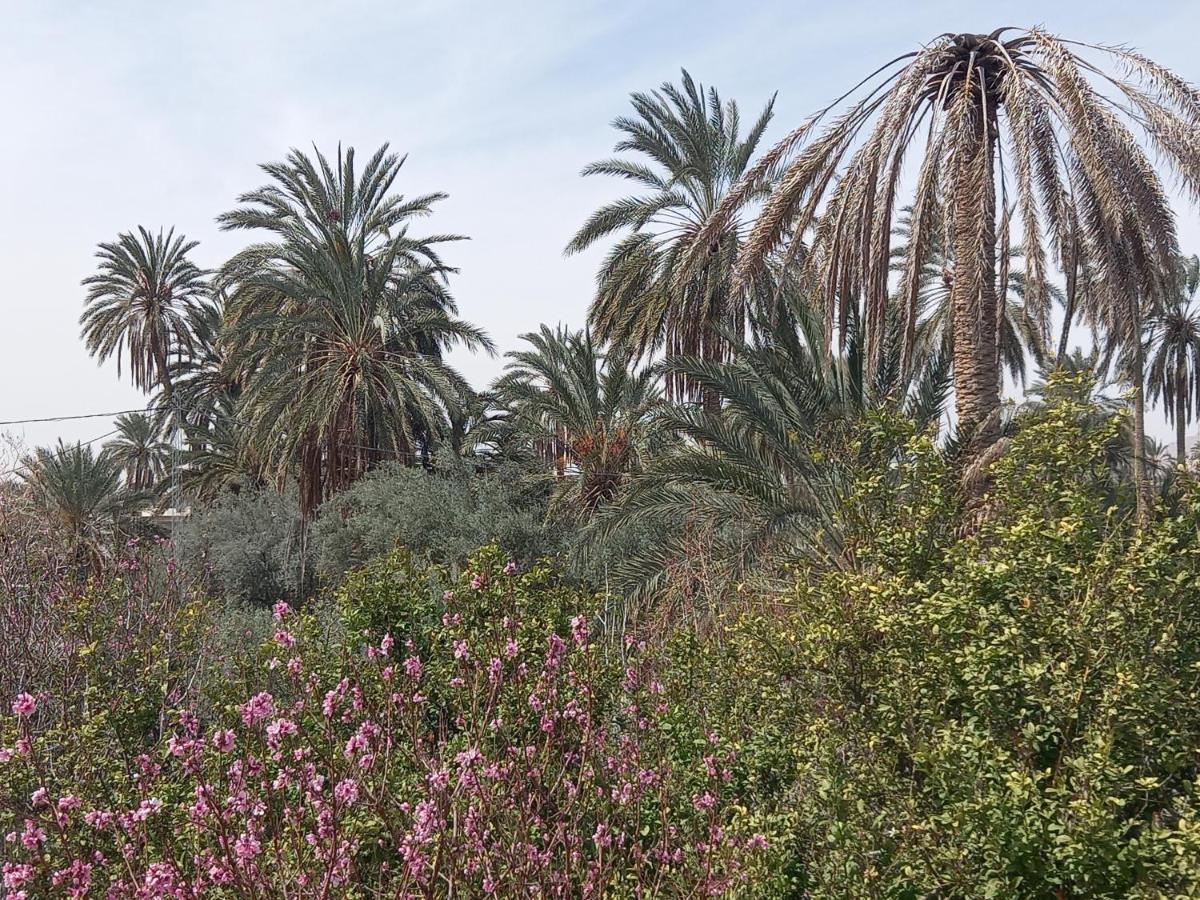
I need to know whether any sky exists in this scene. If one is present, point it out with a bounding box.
[0,0,1197,457]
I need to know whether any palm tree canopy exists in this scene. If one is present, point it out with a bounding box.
[567,70,777,400]
[491,325,665,517]
[105,412,171,491]
[80,226,207,394]
[19,441,147,543]
[691,29,1200,436]
[1145,255,1200,457]
[217,144,493,516]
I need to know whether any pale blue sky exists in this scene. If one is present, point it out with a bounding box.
[0,0,1196,454]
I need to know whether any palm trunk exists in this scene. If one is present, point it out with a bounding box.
[1131,306,1151,526]
[950,115,1001,451]
[1177,360,1188,466]
[1056,241,1078,366]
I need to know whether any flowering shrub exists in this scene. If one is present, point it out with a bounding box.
[0,547,773,896]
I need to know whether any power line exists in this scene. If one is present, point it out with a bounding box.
[0,427,123,480]
[0,407,151,427]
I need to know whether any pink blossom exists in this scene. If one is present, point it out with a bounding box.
[10,693,36,717]
[240,691,276,726]
[212,729,236,753]
[503,561,517,576]
[272,601,290,620]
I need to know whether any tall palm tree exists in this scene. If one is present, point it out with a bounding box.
[1145,255,1200,463]
[105,413,170,491]
[218,144,493,517]
[80,226,207,396]
[695,29,1200,522]
[490,325,665,518]
[566,71,777,408]
[19,441,147,558]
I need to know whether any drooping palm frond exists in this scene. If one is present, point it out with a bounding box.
[81,226,207,395]
[217,144,493,517]
[686,30,1200,478]
[567,71,780,404]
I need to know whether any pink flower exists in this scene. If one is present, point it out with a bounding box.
[503,561,517,576]
[29,787,48,807]
[571,614,589,646]
[212,729,236,753]
[334,779,359,807]
[470,573,485,590]
[11,693,36,717]
[273,630,296,648]
[272,601,290,620]
[404,656,423,679]
[692,791,716,811]
[240,692,275,726]
[234,832,261,862]
[453,640,470,661]
[747,833,769,850]
[380,633,394,656]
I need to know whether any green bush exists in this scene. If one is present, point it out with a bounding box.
[310,455,562,577]
[176,487,308,605]
[717,388,1200,896]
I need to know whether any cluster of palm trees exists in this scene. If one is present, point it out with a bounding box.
[21,28,1200,589]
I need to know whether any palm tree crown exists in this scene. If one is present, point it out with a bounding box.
[218,144,493,516]
[491,325,664,518]
[567,70,777,404]
[81,226,207,394]
[105,412,171,491]
[1146,255,1200,463]
[696,29,1200,478]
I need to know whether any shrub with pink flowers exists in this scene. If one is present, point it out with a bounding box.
[0,546,780,896]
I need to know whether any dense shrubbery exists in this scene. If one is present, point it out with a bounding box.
[311,456,559,579]
[7,393,1200,895]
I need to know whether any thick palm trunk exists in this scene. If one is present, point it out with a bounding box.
[1056,242,1078,366]
[1177,361,1188,466]
[950,118,1001,451]
[1131,310,1151,525]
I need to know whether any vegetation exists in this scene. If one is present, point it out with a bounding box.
[4,26,1200,896]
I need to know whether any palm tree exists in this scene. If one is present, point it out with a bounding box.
[105,413,170,491]
[80,226,207,396]
[566,71,777,409]
[19,441,147,558]
[218,144,493,517]
[1145,255,1200,463]
[490,325,665,518]
[592,294,952,599]
[697,30,1200,522]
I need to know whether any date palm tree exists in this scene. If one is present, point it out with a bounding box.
[1145,255,1200,464]
[566,71,777,409]
[490,325,665,518]
[218,144,493,517]
[105,412,170,491]
[19,441,147,560]
[695,29,1200,522]
[80,226,206,396]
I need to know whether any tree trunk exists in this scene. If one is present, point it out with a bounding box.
[1131,307,1151,526]
[1056,240,1078,366]
[950,116,1001,452]
[1177,360,1188,467]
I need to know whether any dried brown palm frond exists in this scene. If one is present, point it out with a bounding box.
[681,29,1200,471]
